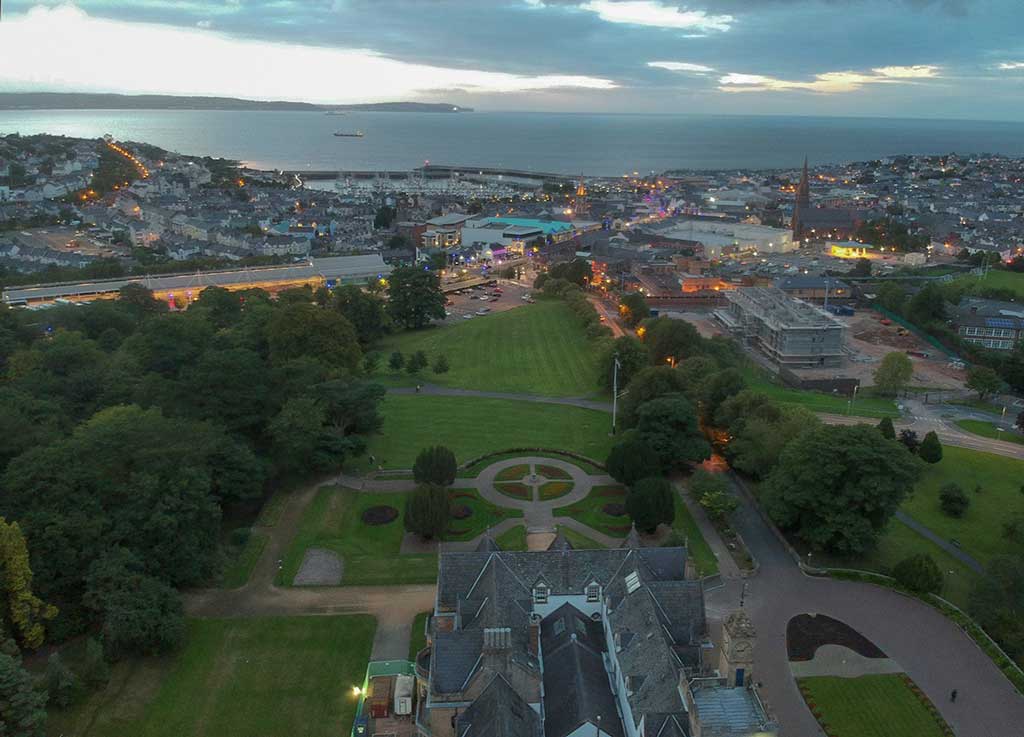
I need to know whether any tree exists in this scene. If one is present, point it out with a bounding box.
[433,355,450,374]
[387,267,446,329]
[677,356,719,402]
[877,416,896,440]
[919,430,943,463]
[966,365,1002,400]
[898,429,919,453]
[333,285,388,346]
[893,554,943,594]
[404,485,450,540]
[634,395,711,470]
[598,336,649,392]
[190,286,241,328]
[547,259,591,286]
[80,637,109,688]
[618,292,650,328]
[875,282,907,314]
[873,352,913,396]
[850,257,872,277]
[373,205,395,229]
[413,446,457,487]
[618,366,688,428]
[969,555,1024,661]
[266,303,362,373]
[0,518,57,650]
[905,283,947,327]
[720,400,819,479]
[118,283,166,316]
[762,425,922,555]
[626,477,675,533]
[389,351,405,371]
[606,430,663,486]
[179,347,270,436]
[406,350,428,374]
[640,317,703,365]
[689,469,737,522]
[0,652,47,737]
[699,368,746,422]
[44,653,78,708]
[1016,409,1024,431]
[940,483,969,517]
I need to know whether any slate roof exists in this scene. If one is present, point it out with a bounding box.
[541,604,624,737]
[546,531,574,551]
[457,675,542,737]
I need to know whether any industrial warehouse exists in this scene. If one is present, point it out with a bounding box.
[1,253,391,307]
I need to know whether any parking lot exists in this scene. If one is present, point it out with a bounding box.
[441,280,533,324]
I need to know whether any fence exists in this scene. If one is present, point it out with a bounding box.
[872,304,961,360]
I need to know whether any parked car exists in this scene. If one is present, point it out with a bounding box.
[475,308,490,316]
[462,313,475,320]
[489,297,500,303]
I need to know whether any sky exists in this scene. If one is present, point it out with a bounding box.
[0,0,1022,119]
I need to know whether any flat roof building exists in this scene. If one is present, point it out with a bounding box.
[715,287,846,368]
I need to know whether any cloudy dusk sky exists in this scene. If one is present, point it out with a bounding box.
[1,0,1022,119]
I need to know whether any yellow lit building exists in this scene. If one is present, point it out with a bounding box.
[828,240,877,259]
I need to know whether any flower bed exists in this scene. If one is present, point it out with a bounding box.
[360,506,399,526]
[537,464,572,480]
[602,503,627,517]
[451,505,473,520]
[539,481,574,501]
[495,464,530,482]
[495,482,531,500]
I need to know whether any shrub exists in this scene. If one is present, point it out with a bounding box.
[893,553,943,594]
[81,637,110,688]
[918,431,943,464]
[626,477,675,533]
[877,416,896,440]
[413,446,457,487]
[388,351,404,371]
[45,653,80,708]
[228,527,251,547]
[606,430,662,486]
[432,354,450,374]
[939,483,969,517]
[406,350,428,374]
[404,484,449,540]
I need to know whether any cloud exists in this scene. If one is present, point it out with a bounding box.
[0,5,616,102]
[196,19,213,28]
[647,61,715,73]
[577,1,734,32]
[997,61,1024,70]
[719,65,940,93]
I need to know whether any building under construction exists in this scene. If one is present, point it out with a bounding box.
[715,286,846,368]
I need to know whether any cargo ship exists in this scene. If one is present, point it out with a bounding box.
[333,130,364,138]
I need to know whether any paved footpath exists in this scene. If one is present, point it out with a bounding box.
[705,472,1024,737]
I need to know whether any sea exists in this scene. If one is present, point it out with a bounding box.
[1,109,1023,176]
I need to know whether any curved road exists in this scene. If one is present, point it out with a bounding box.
[713,474,1024,737]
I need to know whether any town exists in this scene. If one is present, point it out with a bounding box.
[1,130,1024,737]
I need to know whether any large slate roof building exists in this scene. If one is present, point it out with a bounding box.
[413,538,776,737]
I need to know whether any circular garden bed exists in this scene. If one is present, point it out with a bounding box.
[451,505,473,520]
[361,505,399,526]
[602,502,627,517]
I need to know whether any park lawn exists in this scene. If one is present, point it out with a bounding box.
[798,674,949,737]
[358,395,615,470]
[554,485,631,538]
[280,487,437,586]
[409,612,430,660]
[462,451,605,476]
[377,300,602,396]
[901,446,1024,566]
[740,364,899,419]
[49,616,375,737]
[555,525,607,549]
[955,269,1024,299]
[496,525,528,551]
[672,495,719,577]
[955,419,1024,445]
[446,488,524,541]
[539,480,575,500]
[220,530,266,589]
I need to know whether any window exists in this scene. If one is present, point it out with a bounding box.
[533,584,548,605]
[586,583,601,602]
[553,619,565,636]
[625,571,641,594]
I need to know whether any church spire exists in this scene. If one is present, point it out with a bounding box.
[796,157,810,209]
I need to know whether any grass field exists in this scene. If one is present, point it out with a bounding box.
[740,364,900,419]
[955,419,1024,445]
[279,487,437,586]
[49,616,375,737]
[357,395,615,470]
[376,300,602,396]
[799,674,949,737]
[954,269,1024,299]
[901,446,1024,566]
[446,488,524,540]
[461,452,605,476]
[672,494,719,577]
[496,525,528,551]
[409,612,430,660]
[555,525,606,549]
[220,531,266,589]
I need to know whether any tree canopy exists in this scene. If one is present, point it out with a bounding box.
[387,266,446,329]
[873,352,913,396]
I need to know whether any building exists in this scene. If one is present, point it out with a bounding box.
[954,297,1024,351]
[413,536,776,737]
[715,287,847,368]
[827,240,877,259]
[2,253,392,306]
[791,159,867,241]
[647,220,795,259]
[774,276,851,303]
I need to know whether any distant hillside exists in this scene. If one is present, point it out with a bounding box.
[0,93,473,113]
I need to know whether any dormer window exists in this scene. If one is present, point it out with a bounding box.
[586,582,601,602]
[533,583,549,605]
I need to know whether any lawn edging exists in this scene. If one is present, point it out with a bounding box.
[730,471,1024,696]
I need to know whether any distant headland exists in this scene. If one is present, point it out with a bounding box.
[0,92,473,113]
